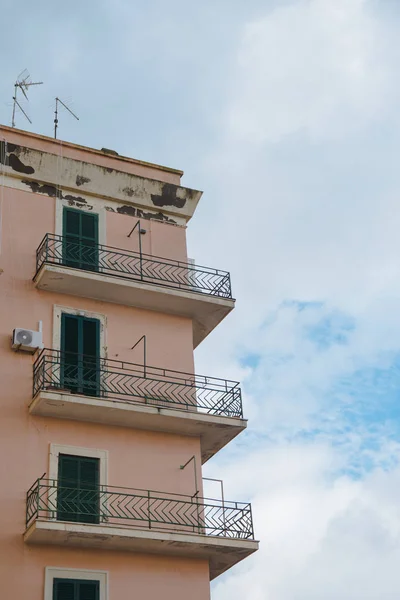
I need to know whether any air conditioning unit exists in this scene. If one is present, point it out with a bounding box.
[12,328,43,353]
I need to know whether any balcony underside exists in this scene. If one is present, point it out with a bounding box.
[24,519,258,580]
[29,390,247,463]
[34,264,234,348]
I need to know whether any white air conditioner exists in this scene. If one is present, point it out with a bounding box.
[12,328,43,353]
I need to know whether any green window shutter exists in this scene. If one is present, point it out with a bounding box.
[53,579,75,600]
[53,579,99,600]
[58,453,80,486]
[63,207,99,271]
[57,454,100,524]
[79,581,100,600]
[60,314,100,397]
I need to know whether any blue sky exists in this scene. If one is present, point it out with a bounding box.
[3,0,400,597]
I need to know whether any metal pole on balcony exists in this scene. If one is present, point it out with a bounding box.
[203,477,226,536]
[131,335,147,379]
[127,219,144,281]
[180,455,202,534]
[138,222,143,281]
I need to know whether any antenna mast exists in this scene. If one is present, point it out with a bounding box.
[11,70,43,128]
[54,97,79,139]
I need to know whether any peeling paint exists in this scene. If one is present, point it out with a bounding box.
[0,141,35,175]
[21,181,58,197]
[1,141,200,224]
[21,181,92,209]
[76,175,91,186]
[122,187,135,197]
[64,194,88,205]
[0,140,17,162]
[151,183,186,209]
[8,154,35,175]
[115,204,177,224]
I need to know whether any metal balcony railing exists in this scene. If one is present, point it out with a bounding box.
[26,477,254,540]
[33,349,243,418]
[35,233,233,299]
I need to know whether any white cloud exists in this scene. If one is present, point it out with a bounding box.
[227,0,391,144]
[191,2,400,598]
[212,442,400,600]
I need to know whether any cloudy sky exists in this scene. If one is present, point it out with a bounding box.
[3,0,400,597]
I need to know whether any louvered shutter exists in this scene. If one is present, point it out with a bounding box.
[79,456,100,524]
[60,314,100,397]
[79,581,99,600]
[57,454,100,524]
[53,579,99,600]
[53,579,75,600]
[63,207,98,271]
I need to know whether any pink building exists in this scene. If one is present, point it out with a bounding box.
[0,125,258,600]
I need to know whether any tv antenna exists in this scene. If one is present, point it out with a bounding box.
[54,97,79,139]
[11,69,43,128]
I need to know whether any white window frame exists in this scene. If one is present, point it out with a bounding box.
[48,444,109,522]
[52,304,107,357]
[51,305,108,399]
[44,566,108,600]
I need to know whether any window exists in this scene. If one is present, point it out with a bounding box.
[57,454,100,524]
[53,578,99,600]
[60,313,100,396]
[63,207,99,271]
[45,568,107,600]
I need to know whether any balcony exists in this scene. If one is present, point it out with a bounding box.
[24,478,258,579]
[33,234,235,347]
[30,349,246,463]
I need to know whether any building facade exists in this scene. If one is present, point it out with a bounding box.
[0,125,258,600]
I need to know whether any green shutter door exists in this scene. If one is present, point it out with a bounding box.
[53,578,99,600]
[60,313,100,396]
[57,454,100,524]
[63,207,99,271]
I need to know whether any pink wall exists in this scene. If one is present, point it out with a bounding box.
[106,211,189,262]
[0,548,210,600]
[0,176,209,596]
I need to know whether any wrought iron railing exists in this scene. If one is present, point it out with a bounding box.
[33,349,243,418]
[35,233,233,298]
[26,478,254,540]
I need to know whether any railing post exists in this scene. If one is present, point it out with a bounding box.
[36,478,40,522]
[249,503,254,539]
[45,234,49,264]
[147,490,151,530]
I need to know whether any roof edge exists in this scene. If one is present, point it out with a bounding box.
[0,124,184,177]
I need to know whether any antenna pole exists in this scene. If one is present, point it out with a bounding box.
[54,98,59,139]
[11,70,43,128]
[54,97,79,139]
[11,83,18,128]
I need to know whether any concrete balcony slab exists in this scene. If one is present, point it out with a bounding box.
[34,263,234,347]
[29,390,247,463]
[24,519,259,580]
